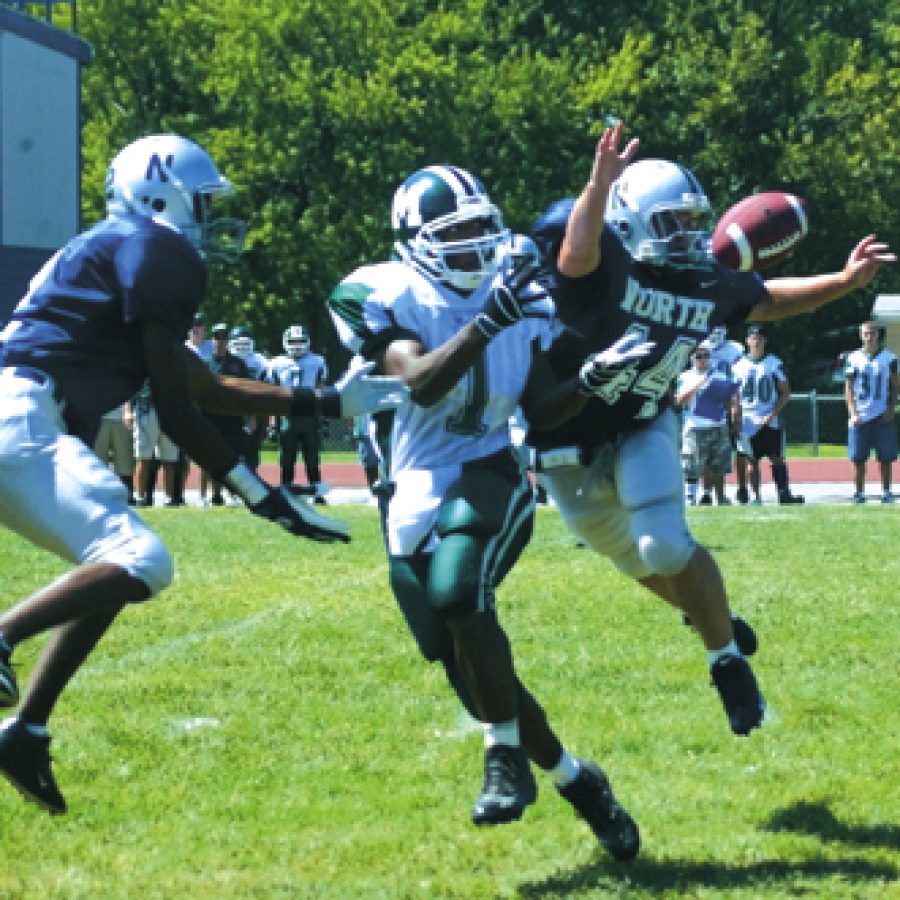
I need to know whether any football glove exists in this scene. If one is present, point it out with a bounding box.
[474,235,547,338]
[578,333,656,396]
[223,462,350,543]
[302,359,408,419]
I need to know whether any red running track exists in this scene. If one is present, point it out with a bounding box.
[182,457,897,489]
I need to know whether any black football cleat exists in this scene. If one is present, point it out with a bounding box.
[711,654,766,736]
[558,760,640,860]
[471,745,536,826]
[0,718,66,814]
[779,491,805,505]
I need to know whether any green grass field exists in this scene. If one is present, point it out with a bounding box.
[0,504,896,898]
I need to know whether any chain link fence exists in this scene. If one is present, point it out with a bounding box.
[783,392,900,452]
[783,393,845,451]
[321,418,356,452]
[318,396,891,456]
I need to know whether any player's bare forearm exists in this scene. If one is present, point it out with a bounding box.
[753,271,853,321]
[558,121,640,278]
[382,323,489,407]
[184,348,298,417]
[756,234,896,321]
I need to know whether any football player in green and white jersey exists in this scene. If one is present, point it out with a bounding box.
[328,165,649,858]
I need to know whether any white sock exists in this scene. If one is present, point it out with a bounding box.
[550,751,581,788]
[483,719,520,748]
[708,639,740,666]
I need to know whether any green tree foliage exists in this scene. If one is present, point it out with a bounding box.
[77,1,898,383]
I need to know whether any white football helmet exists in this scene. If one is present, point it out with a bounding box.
[229,325,254,359]
[283,325,310,358]
[105,134,247,262]
[606,159,713,269]
[391,165,511,292]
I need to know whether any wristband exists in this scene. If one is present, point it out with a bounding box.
[473,313,500,340]
[223,461,268,506]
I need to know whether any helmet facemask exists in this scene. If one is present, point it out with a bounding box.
[405,203,510,292]
[283,325,310,359]
[228,326,254,359]
[392,166,511,292]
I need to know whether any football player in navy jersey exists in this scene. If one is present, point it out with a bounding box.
[528,121,895,737]
[0,134,407,814]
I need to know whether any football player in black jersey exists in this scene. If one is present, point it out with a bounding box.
[528,121,895,737]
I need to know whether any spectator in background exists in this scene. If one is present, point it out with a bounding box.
[700,326,744,504]
[206,323,251,505]
[676,340,741,506]
[132,382,181,507]
[732,325,804,505]
[228,325,269,472]
[175,311,214,504]
[93,401,136,505]
[186,311,213,363]
[844,320,899,503]
[267,325,329,503]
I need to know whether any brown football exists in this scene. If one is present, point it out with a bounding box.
[711,192,808,271]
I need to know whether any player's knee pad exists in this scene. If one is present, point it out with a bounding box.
[630,499,695,576]
[427,532,487,619]
[98,526,174,597]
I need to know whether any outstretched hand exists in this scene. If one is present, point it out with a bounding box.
[843,234,896,291]
[590,119,641,192]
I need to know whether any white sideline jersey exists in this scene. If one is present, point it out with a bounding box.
[732,353,786,428]
[267,352,328,391]
[328,259,556,475]
[844,348,898,423]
